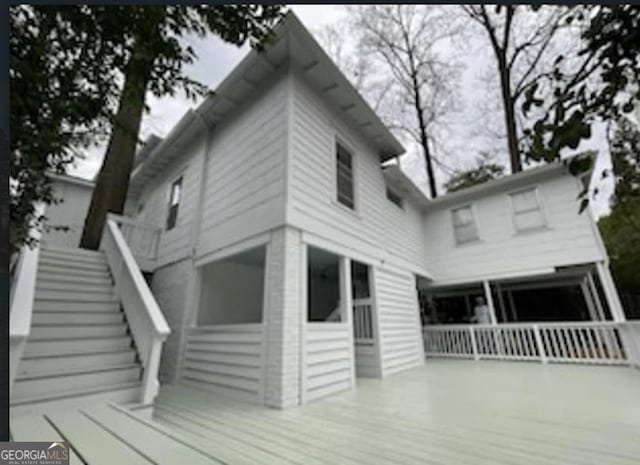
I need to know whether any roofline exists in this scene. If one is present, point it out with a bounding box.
[48,172,95,188]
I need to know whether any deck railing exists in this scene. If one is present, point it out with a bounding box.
[353,298,374,344]
[423,321,640,366]
[108,213,161,268]
[101,217,170,403]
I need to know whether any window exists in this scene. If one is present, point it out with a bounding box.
[386,187,404,209]
[451,205,478,244]
[166,176,183,230]
[336,142,354,209]
[510,188,545,232]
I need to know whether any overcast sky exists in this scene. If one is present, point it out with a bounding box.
[68,5,614,218]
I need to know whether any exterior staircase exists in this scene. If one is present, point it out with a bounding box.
[11,245,143,413]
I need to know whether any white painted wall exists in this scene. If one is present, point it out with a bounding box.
[287,70,428,276]
[197,260,264,325]
[423,176,608,285]
[41,177,94,248]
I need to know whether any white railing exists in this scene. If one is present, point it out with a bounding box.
[353,298,374,344]
[9,204,44,394]
[102,217,170,404]
[108,213,161,268]
[423,321,640,366]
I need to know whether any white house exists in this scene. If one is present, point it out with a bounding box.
[14,12,636,417]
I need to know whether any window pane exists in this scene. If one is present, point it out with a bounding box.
[512,189,538,212]
[336,142,354,209]
[455,223,478,243]
[452,206,473,227]
[515,210,544,231]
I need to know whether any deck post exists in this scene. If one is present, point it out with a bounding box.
[469,326,479,361]
[595,262,626,322]
[482,280,498,325]
[532,324,547,364]
[580,279,599,321]
[587,272,606,321]
[340,256,356,389]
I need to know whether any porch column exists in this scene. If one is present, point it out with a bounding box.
[339,256,356,388]
[495,283,508,323]
[580,278,599,321]
[263,227,302,409]
[507,291,518,321]
[482,280,498,325]
[595,261,626,322]
[587,272,606,321]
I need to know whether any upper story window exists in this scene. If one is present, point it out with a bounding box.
[386,187,404,209]
[166,176,183,231]
[336,142,355,209]
[510,187,545,232]
[451,205,479,244]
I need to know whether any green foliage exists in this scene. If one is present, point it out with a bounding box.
[10,5,285,251]
[523,6,640,167]
[444,153,505,193]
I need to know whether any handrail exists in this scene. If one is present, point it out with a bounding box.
[101,216,170,403]
[9,203,44,393]
[424,321,623,330]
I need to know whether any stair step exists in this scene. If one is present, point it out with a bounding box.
[10,381,141,410]
[39,250,107,266]
[19,349,137,376]
[24,336,132,357]
[32,311,123,325]
[36,271,112,287]
[41,245,105,259]
[13,365,141,401]
[38,257,108,273]
[36,279,114,293]
[38,264,111,281]
[31,323,128,340]
[33,299,120,312]
[35,288,115,301]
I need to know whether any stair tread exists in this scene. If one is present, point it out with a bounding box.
[35,296,119,303]
[23,348,136,361]
[16,363,140,381]
[11,381,142,406]
[32,322,126,328]
[29,334,130,342]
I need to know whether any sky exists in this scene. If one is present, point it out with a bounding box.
[68,5,614,218]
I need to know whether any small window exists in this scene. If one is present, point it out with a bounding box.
[166,176,183,231]
[336,142,354,209]
[386,187,404,209]
[511,188,545,232]
[451,205,479,244]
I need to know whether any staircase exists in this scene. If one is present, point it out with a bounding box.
[11,245,143,413]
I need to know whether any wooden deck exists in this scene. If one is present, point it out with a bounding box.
[11,361,640,464]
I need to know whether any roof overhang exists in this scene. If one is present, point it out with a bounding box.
[128,11,404,197]
[382,165,429,209]
[48,172,95,189]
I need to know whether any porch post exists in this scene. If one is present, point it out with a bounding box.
[595,261,626,322]
[580,278,599,321]
[339,256,356,388]
[495,283,508,323]
[587,272,606,321]
[483,280,498,325]
[507,290,518,321]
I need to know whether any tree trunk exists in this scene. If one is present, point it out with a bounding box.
[79,39,151,250]
[498,58,522,173]
[411,75,438,198]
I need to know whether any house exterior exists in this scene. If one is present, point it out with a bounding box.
[38,12,630,411]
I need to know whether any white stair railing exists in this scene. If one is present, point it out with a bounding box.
[102,216,170,404]
[423,321,639,367]
[9,205,44,394]
[108,213,161,268]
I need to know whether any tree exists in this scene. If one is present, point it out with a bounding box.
[444,152,505,192]
[462,5,572,173]
[347,5,462,199]
[9,6,125,251]
[523,6,640,172]
[79,5,285,249]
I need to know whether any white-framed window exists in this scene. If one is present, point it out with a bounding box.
[510,187,545,232]
[336,141,355,210]
[386,187,404,209]
[166,176,183,231]
[451,205,479,244]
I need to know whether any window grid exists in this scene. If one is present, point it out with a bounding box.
[166,176,183,231]
[451,205,479,244]
[336,142,355,209]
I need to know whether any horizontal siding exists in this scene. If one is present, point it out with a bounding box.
[289,72,426,274]
[180,324,264,404]
[375,267,424,376]
[304,323,353,402]
[355,344,379,378]
[197,75,288,258]
[423,176,607,284]
[134,138,205,268]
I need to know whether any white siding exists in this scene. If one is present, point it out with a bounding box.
[423,176,607,285]
[288,72,427,275]
[375,267,425,376]
[134,138,204,268]
[197,75,289,259]
[304,323,353,402]
[181,325,264,404]
[42,179,94,248]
